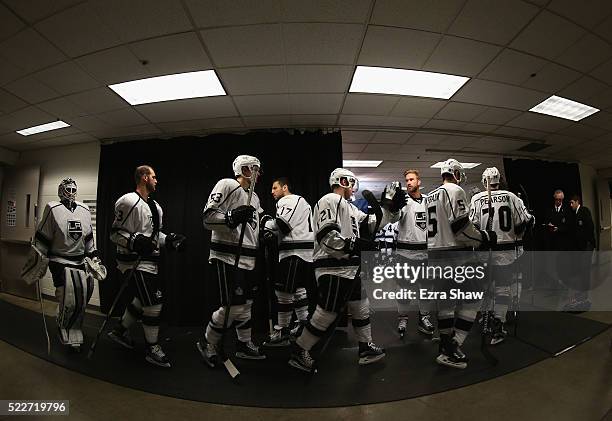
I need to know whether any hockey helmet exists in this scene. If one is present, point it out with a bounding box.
[329,168,359,192]
[232,155,261,179]
[58,178,77,203]
[481,167,501,189]
[440,159,466,185]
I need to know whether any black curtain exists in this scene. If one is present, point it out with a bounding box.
[96,131,342,326]
[503,158,582,250]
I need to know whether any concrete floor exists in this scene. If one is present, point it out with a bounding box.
[1,294,611,421]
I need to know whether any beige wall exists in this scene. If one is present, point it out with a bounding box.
[17,142,102,305]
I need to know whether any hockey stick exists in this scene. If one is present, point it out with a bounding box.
[218,166,260,379]
[263,241,275,336]
[480,176,498,366]
[36,281,51,355]
[87,258,140,360]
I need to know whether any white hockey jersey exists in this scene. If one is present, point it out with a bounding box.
[470,189,534,265]
[267,194,313,262]
[375,222,397,255]
[396,194,427,260]
[110,192,166,275]
[34,201,95,266]
[203,178,263,271]
[426,183,485,258]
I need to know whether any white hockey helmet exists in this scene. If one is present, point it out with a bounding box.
[58,178,77,203]
[232,155,261,179]
[481,167,501,188]
[440,159,466,184]
[329,168,359,192]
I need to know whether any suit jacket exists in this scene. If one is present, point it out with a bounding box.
[573,206,596,251]
[545,204,574,250]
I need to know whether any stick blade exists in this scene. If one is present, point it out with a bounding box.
[223,358,240,378]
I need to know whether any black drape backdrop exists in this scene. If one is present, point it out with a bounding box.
[503,158,582,249]
[96,131,342,326]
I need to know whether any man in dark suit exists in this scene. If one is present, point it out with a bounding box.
[545,189,574,251]
[570,194,596,252]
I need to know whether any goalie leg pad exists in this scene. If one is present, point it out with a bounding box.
[56,267,88,346]
[296,305,337,351]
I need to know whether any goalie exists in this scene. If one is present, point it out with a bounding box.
[22,178,105,352]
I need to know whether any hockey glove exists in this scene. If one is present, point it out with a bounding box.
[166,233,187,251]
[131,234,155,256]
[381,182,407,213]
[343,236,377,256]
[225,205,256,229]
[478,230,498,250]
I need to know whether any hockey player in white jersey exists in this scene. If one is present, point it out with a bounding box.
[395,169,435,338]
[262,177,313,346]
[470,167,534,345]
[108,166,186,368]
[31,178,103,352]
[197,155,266,367]
[427,159,496,369]
[288,168,404,372]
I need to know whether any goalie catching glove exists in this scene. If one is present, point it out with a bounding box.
[226,205,256,228]
[381,182,407,213]
[85,256,107,281]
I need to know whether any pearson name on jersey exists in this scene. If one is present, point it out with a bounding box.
[111,192,166,275]
[397,195,427,260]
[470,189,533,265]
[275,194,314,262]
[203,178,263,271]
[35,201,95,266]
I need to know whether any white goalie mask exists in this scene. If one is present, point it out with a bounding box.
[232,155,261,179]
[329,168,359,192]
[58,178,77,204]
[440,159,466,185]
[481,167,501,189]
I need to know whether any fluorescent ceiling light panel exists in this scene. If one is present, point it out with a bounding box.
[17,120,70,136]
[349,66,469,99]
[430,162,481,169]
[108,70,226,105]
[343,160,383,167]
[529,95,599,121]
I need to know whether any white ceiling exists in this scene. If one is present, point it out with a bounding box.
[0,0,611,180]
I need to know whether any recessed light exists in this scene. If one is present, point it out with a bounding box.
[108,70,226,106]
[17,120,70,136]
[343,160,383,168]
[349,66,469,99]
[430,162,481,169]
[529,95,599,121]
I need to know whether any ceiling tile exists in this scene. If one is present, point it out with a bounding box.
[582,111,612,131]
[0,3,24,42]
[283,23,363,65]
[423,36,501,77]
[4,76,60,104]
[242,115,294,128]
[558,76,609,104]
[472,106,522,125]
[234,94,290,116]
[219,66,287,95]
[66,87,129,115]
[435,102,488,121]
[384,116,430,127]
[479,49,546,85]
[408,133,447,145]
[157,117,244,133]
[287,65,352,93]
[343,143,367,153]
[510,10,585,60]
[555,33,612,73]
[0,106,53,133]
[0,58,26,86]
[588,87,612,111]
[37,97,84,119]
[92,0,192,44]
[448,0,539,45]
[461,121,499,133]
[556,123,607,140]
[521,62,581,93]
[129,32,213,77]
[32,61,100,95]
[590,57,612,86]
[370,132,411,144]
[0,88,28,114]
[281,0,371,23]
[185,0,281,28]
[201,24,284,67]
[423,119,467,130]
[364,143,402,153]
[493,125,548,139]
[0,28,66,73]
[371,0,464,32]
[290,114,338,126]
[358,26,441,69]
[341,130,376,143]
[338,115,390,126]
[342,94,399,115]
[62,115,111,132]
[506,112,573,132]
[35,2,120,57]
[390,97,447,118]
[289,94,344,114]
[548,0,612,29]
[136,97,238,122]
[88,123,161,140]
[96,108,150,127]
[594,14,612,44]
[453,79,548,110]
[3,0,83,24]
[76,46,149,85]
